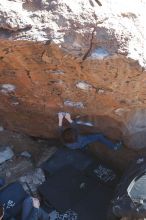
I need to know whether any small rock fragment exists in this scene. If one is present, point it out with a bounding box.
[0,146,14,164]
[76,81,92,90]
[97,89,105,94]
[64,100,84,109]
[21,151,32,158]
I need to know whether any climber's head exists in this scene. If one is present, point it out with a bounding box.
[62,127,78,144]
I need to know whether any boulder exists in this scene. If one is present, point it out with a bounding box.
[0,0,145,149]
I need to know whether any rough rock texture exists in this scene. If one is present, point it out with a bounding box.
[0,128,57,186]
[0,157,33,183]
[19,168,46,194]
[0,145,14,164]
[0,0,146,149]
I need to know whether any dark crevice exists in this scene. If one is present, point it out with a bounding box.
[114,68,118,78]
[89,0,94,7]
[17,25,32,32]
[2,48,13,54]
[45,39,52,45]
[82,27,96,61]
[0,28,12,34]
[41,49,46,59]
[0,25,32,33]
[26,70,33,84]
[94,0,102,6]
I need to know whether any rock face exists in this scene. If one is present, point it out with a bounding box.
[0,0,146,149]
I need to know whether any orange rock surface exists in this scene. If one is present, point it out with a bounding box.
[0,0,146,149]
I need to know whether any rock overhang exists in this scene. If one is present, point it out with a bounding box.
[0,0,145,67]
[0,0,146,150]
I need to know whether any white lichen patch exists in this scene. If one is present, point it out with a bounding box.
[97,89,105,94]
[47,70,64,74]
[90,47,109,60]
[0,84,16,94]
[64,100,84,109]
[76,120,94,126]
[49,79,64,85]
[76,81,92,90]
[12,102,19,106]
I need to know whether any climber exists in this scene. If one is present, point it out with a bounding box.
[58,112,122,150]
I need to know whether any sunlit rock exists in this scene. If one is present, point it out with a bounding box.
[0,0,145,150]
[76,81,92,90]
[64,100,84,109]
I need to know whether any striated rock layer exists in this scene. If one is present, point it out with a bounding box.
[0,0,146,149]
